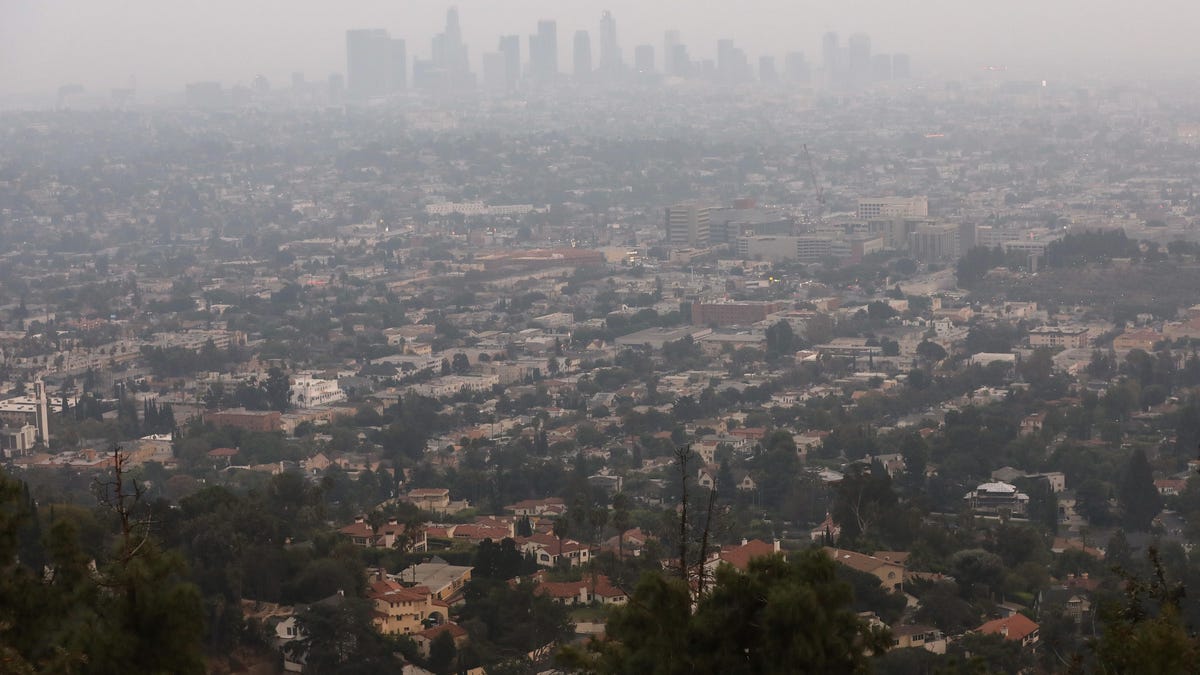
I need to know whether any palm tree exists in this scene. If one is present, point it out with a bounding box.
[553,518,569,567]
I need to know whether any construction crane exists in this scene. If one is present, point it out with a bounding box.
[802,143,826,225]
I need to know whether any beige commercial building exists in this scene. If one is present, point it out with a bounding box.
[857,196,928,220]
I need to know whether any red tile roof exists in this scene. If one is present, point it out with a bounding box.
[416,622,467,641]
[978,614,1039,642]
[718,539,778,571]
[367,579,434,604]
[339,521,374,538]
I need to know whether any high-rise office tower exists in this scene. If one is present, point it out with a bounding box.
[670,44,691,77]
[426,7,471,90]
[717,39,734,82]
[573,30,593,79]
[529,20,558,82]
[634,44,655,73]
[821,32,842,89]
[871,53,892,82]
[716,39,750,84]
[784,52,811,83]
[328,73,345,103]
[759,56,778,83]
[666,203,711,249]
[664,30,681,76]
[389,38,407,91]
[499,35,521,90]
[848,33,871,88]
[892,53,911,79]
[482,52,506,91]
[598,10,621,75]
[346,29,392,98]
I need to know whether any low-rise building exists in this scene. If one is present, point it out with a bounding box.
[205,409,282,432]
[964,481,1029,516]
[518,533,592,567]
[822,547,906,591]
[1029,326,1089,349]
[531,572,628,606]
[399,557,473,601]
[1112,328,1163,352]
[977,614,1040,649]
[290,375,345,408]
[890,624,946,654]
[367,578,447,635]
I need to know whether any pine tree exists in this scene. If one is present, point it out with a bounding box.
[1119,449,1163,531]
[559,550,889,674]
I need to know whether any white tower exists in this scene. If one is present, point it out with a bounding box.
[33,379,49,444]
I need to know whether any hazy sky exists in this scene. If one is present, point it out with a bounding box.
[2,0,1198,95]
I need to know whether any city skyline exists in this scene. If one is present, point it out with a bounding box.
[5,0,1198,98]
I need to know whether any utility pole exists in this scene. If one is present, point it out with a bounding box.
[802,143,826,226]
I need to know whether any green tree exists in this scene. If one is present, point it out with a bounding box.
[291,596,395,674]
[915,340,946,363]
[560,550,889,674]
[1092,548,1200,674]
[765,321,797,358]
[950,548,1005,600]
[1119,449,1162,531]
[82,448,206,674]
[427,630,458,673]
[263,367,292,412]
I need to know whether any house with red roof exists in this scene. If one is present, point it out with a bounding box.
[822,547,906,592]
[366,577,449,636]
[405,488,451,511]
[337,516,428,552]
[715,538,780,571]
[207,447,239,467]
[504,497,567,517]
[451,518,514,544]
[530,572,628,606]
[517,533,593,567]
[412,622,468,658]
[809,513,842,543]
[977,614,1040,648]
[1155,478,1186,496]
[602,528,654,558]
[338,517,375,547]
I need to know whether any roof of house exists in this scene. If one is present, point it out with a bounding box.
[872,551,910,566]
[339,521,374,538]
[718,539,778,571]
[377,521,415,537]
[1050,537,1104,559]
[453,522,512,541]
[425,525,457,539]
[892,624,939,638]
[207,447,239,458]
[519,533,589,554]
[504,497,565,511]
[367,579,434,604]
[400,559,473,593]
[978,614,1039,642]
[822,547,904,575]
[415,622,467,642]
[531,573,626,600]
[811,513,840,534]
[408,488,450,497]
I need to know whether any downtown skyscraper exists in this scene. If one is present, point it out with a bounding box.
[346,29,405,99]
[529,20,558,83]
[598,10,622,77]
